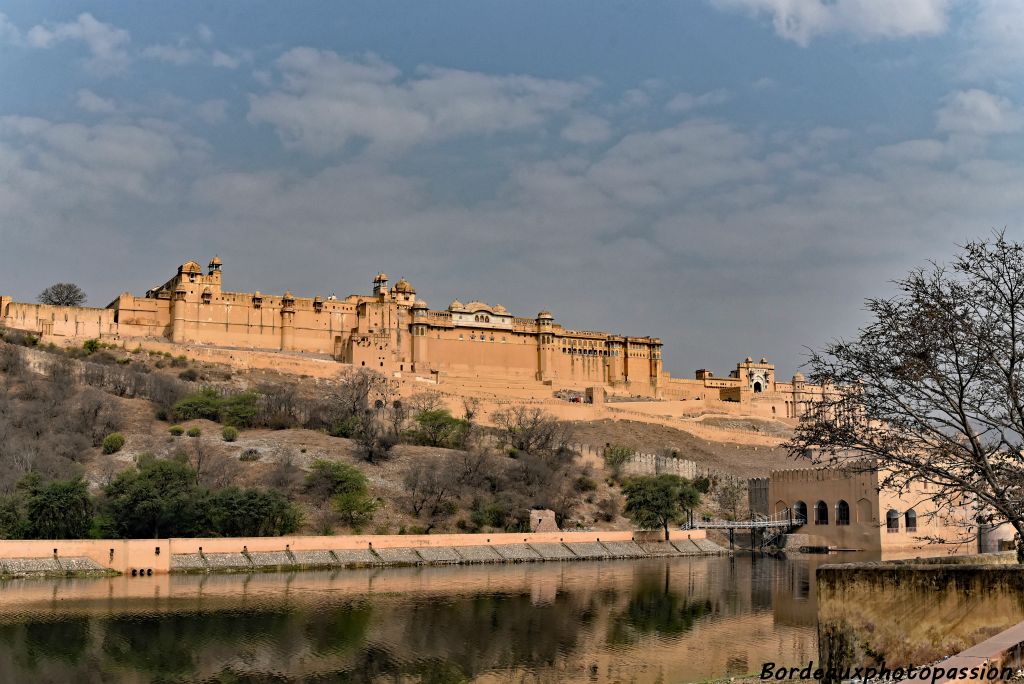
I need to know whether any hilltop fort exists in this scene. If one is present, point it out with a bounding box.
[1,257,820,418]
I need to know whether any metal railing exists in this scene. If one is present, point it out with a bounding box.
[683,508,804,531]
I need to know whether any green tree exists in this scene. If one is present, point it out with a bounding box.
[410,409,469,448]
[207,487,301,536]
[38,282,86,307]
[622,474,702,540]
[333,491,379,527]
[173,388,222,422]
[0,494,24,539]
[102,457,204,538]
[21,476,94,539]
[218,391,259,428]
[303,460,368,503]
[602,443,633,481]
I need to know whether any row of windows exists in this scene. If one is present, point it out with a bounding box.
[563,348,617,356]
[790,500,917,532]
[457,333,506,343]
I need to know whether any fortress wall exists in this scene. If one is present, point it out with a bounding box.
[112,294,170,338]
[423,333,539,377]
[0,529,708,576]
[1,301,116,339]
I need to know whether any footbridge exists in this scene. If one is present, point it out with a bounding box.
[682,509,805,550]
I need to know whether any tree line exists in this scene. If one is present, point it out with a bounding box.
[0,455,300,540]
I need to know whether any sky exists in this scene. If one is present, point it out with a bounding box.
[1,0,1023,377]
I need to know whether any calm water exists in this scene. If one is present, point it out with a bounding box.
[0,556,828,683]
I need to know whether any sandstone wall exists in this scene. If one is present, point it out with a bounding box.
[0,529,708,576]
[816,554,1022,680]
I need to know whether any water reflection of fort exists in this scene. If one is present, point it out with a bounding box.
[0,557,820,683]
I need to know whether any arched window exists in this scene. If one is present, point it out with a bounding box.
[905,509,917,533]
[886,509,900,533]
[836,500,850,526]
[793,501,807,525]
[814,501,828,525]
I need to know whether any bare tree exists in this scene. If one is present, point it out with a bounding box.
[402,457,459,530]
[329,368,397,418]
[353,410,399,464]
[269,447,304,493]
[38,283,86,307]
[407,391,444,416]
[713,478,745,521]
[186,439,214,485]
[462,396,481,423]
[790,233,1024,561]
[493,406,573,456]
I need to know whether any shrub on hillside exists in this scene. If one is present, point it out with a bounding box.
[218,392,259,428]
[173,388,221,421]
[573,475,597,493]
[303,460,368,503]
[178,368,199,382]
[333,492,379,527]
[173,388,259,428]
[222,426,239,442]
[239,448,261,462]
[186,427,202,438]
[169,425,184,436]
[329,415,361,438]
[102,432,126,454]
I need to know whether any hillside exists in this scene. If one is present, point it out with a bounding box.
[567,419,798,477]
[0,334,793,538]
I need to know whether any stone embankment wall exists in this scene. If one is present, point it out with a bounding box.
[0,529,715,579]
[817,553,1023,682]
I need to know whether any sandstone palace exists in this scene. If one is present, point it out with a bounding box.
[1,257,820,415]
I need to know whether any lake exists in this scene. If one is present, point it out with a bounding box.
[0,556,827,683]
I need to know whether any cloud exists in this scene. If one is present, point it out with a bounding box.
[708,0,949,46]
[141,26,246,70]
[248,48,590,154]
[961,0,1024,79]
[936,89,1023,135]
[666,89,731,113]
[25,13,130,74]
[211,50,241,69]
[195,99,228,124]
[75,89,116,113]
[561,114,612,144]
[142,43,202,65]
[0,13,21,45]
